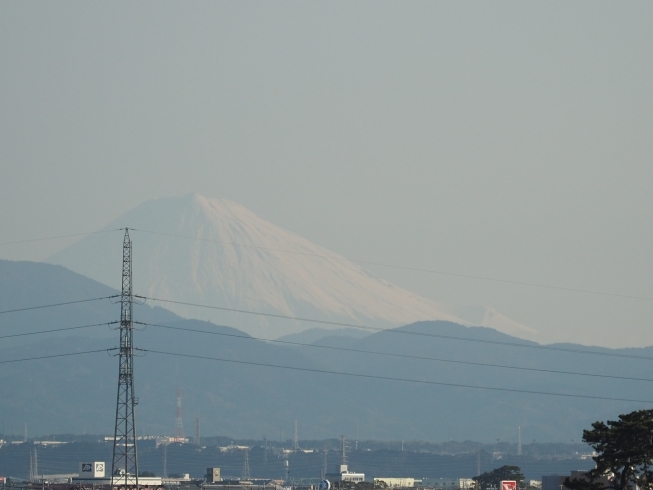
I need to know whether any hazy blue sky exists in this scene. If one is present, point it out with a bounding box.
[1,2,652,347]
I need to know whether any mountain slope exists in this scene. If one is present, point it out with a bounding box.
[0,259,178,345]
[0,260,649,442]
[47,194,464,337]
[47,193,536,339]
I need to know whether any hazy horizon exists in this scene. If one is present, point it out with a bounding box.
[2,2,653,348]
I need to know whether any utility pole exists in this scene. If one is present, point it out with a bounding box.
[356,420,359,451]
[322,449,328,479]
[111,229,139,489]
[33,448,38,481]
[163,443,167,479]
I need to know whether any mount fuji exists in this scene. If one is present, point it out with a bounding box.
[48,193,537,339]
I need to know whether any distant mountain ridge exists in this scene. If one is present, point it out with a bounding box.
[276,327,370,345]
[0,259,649,442]
[47,193,537,340]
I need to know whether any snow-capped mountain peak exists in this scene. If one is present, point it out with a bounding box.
[48,193,537,340]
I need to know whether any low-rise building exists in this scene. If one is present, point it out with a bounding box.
[374,478,415,488]
[325,465,365,483]
[71,461,163,487]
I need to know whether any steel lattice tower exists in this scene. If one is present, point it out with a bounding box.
[111,229,139,488]
[242,448,251,480]
[293,420,298,450]
[175,388,184,439]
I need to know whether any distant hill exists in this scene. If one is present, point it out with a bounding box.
[0,260,650,442]
[0,259,178,345]
[46,193,537,340]
[276,327,370,344]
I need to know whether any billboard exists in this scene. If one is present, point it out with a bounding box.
[79,462,105,478]
[501,481,517,490]
[207,468,221,483]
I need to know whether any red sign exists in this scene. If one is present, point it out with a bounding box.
[501,481,517,490]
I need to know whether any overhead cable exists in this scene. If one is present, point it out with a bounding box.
[0,229,120,246]
[139,321,653,382]
[137,295,653,361]
[131,228,653,302]
[0,321,117,339]
[0,296,118,315]
[0,349,114,365]
[144,348,653,404]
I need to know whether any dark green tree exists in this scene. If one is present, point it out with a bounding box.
[473,465,525,490]
[565,409,653,490]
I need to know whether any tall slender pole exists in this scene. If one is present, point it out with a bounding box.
[163,443,167,479]
[294,420,298,450]
[111,229,139,488]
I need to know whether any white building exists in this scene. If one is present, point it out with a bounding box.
[71,462,163,487]
[374,478,415,488]
[325,465,365,483]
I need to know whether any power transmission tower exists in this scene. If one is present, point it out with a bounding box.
[194,417,200,446]
[340,435,347,467]
[29,451,33,482]
[111,229,139,488]
[293,420,299,450]
[242,448,251,480]
[264,434,268,465]
[517,426,522,456]
[476,450,481,476]
[175,388,184,439]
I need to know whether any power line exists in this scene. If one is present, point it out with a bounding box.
[143,348,653,404]
[0,296,118,315]
[137,321,653,383]
[0,349,113,365]
[4,225,649,302]
[137,295,653,361]
[0,321,117,339]
[131,228,653,302]
[0,229,120,246]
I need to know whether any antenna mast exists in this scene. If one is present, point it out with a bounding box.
[111,229,139,488]
[293,420,299,450]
